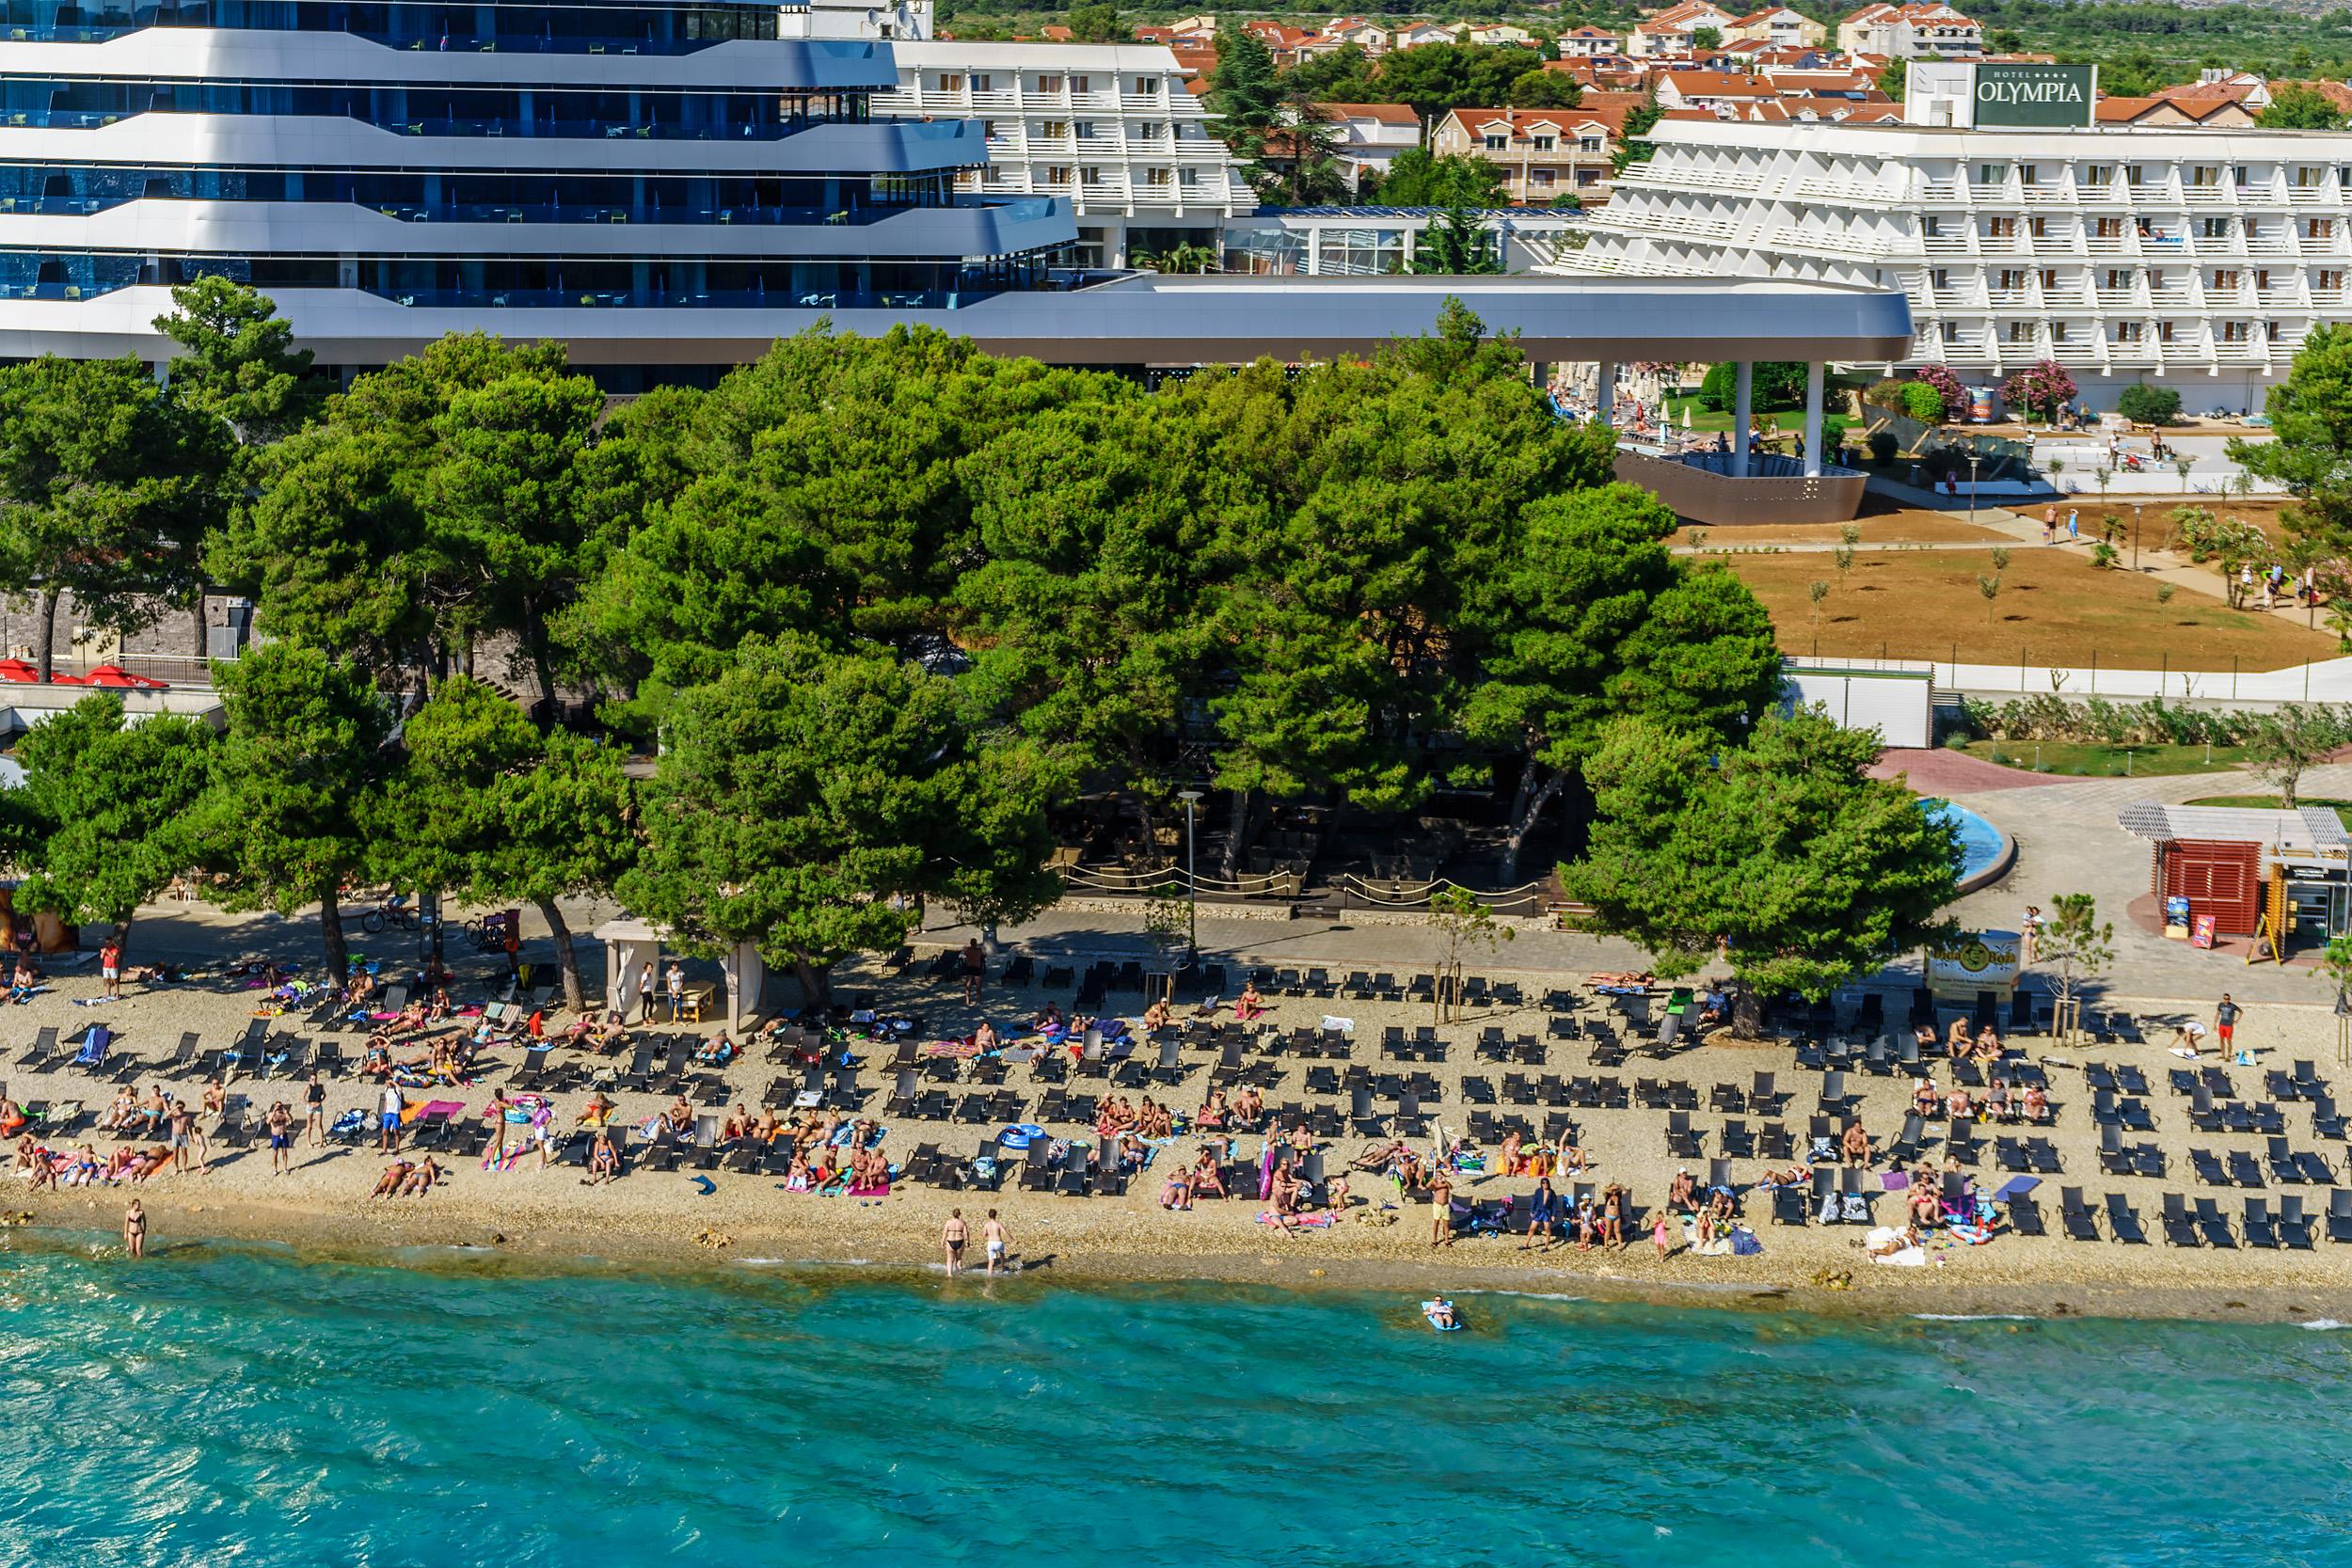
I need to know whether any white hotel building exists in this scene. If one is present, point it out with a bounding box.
[1567,115,2352,409]
[825,1,1253,269]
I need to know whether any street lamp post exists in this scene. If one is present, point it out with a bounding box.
[1967,453,1982,529]
[1176,788,1202,968]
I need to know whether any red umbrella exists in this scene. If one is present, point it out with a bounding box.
[0,659,35,683]
[43,672,84,686]
[83,664,167,689]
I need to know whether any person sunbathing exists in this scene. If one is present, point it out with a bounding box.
[754,1109,783,1145]
[1913,1022,1937,1053]
[360,1037,393,1078]
[135,1085,167,1138]
[1974,1025,2002,1060]
[1271,1164,1304,1217]
[1196,1088,1229,1130]
[848,1118,881,1151]
[576,1093,616,1129]
[2023,1085,2050,1122]
[1228,1086,1263,1129]
[721,1104,754,1143]
[1140,998,1170,1035]
[200,1080,227,1118]
[584,1132,619,1185]
[1909,1185,1941,1227]
[1138,1099,1174,1139]
[373,1161,414,1197]
[1946,1018,1972,1053]
[1946,1087,1974,1121]
[1986,1080,2013,1121]
[97,1086,136,1132]
[386,999,429,1035]
[424,987,452,1024]
[1668,1167,1697,1212]
[1756,1164,1808,1188]
[1232,982,1266,1023]
[60,1145,100,1188]
[1190,1149,1226,1197]
[127,1145,171,1182]
[1588,971,1653,987]
[1032,1003,1064,1037]
[401,1155,441,1196]
[1554,1128,1588,1175]
[783,1151,813,1192]
[694,1033,737,1068]
[971,1021,1000,1053]
[1911,1077,1940,1118]
[1841,1120,1873,1166]
[1161,1164,1196,1210]
[0,1097,25,1138]
[101,1146,140,1183]
[1496,1130,1522,1177]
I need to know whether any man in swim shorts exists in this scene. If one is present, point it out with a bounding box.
[379,1081,405,1153]
[981,1210,1010,1276]
[943,1209,967,1275]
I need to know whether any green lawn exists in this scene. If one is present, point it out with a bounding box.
[1961,739,2254,777]
[2185,796,2352,811]
[1661,391,1804,435]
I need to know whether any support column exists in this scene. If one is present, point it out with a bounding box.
[1596,358,1616,426]
[1731,360,1753,478]
[1802,360,1826,478]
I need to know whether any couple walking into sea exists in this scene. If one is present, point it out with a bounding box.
[942,1209,1011,1276]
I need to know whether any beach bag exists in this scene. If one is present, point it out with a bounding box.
[1808,1135,1836,1163]
[1818,1194,1839,1224]
[1730,1227,1763,1256]
[1840,1194,1868,1223]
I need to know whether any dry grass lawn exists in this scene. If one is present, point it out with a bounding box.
[1672,507,2010,548]
[1722,546,2340,670]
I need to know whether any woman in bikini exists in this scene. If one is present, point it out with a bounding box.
[1196,1088,1229,1131]
[1232,981,1266,1023]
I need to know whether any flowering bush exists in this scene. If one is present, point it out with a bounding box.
[1999,360,2077,423]
[1914,364,1967,410]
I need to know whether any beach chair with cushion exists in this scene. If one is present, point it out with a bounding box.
[2160,1193,2200,1246]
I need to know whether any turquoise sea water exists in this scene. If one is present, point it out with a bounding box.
[5,1236,2351,1567]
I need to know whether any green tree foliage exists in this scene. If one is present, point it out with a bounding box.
[1285,41,1547,119]
[2169,505,2269,608]
[2243,703,2352,808]
[1369,148,1507,208]
[191,641,392,980]
[371,675,636,1009]
[2256,82,2347,130]
[1256,87,1354,205]
[1407,205,1502,273]
[2231,325,2352,571]
[1877,57,1908,101]
[2116,382,2182,425]
[11,694,218,949]
[0,355,231,680]
[1504,68,1583,108]
[1065,2,1121,42]
[1697,360,1808,411]
[152,277,321,446]
[1456,483,1780,879]
[617,637,1060,1006]
[1611,94,1663,173]
[1691,25,1722,49]
[217,332,599,698]
[1208,24,1281,137]
[1566,707,1962,1021]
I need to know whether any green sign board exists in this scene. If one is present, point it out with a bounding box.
[1973,62,2096,128]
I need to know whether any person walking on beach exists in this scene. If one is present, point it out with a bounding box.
[99,937,121,1000]
[1430,1166,1454,1248]
[303,1069,326,1148]
[485,1088,513,1167]
[122,1199,145,1259]
[981,1210,1011,1276]
[638,959,657,1025]
[961,939,986,1006]
[943,1209,966,1276]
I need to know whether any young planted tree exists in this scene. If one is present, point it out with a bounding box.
[2036,892,2113,1044]
[2170,505,2269,608]
[1566,707,1962,1036]
[2244,703,2352,808]
[191,641,393,980]
[10,694,219,954]
[1426,884,1513,1022]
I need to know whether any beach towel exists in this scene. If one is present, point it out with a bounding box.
[847,1181,891,1197]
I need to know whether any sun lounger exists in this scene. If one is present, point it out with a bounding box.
[2058,1186,2099,1242]
[2243,1196,2280,1249]
[2161,1193,2200,1246]
[2104,1193,2146,1244]
[2194,1196,2236,1248]
[2278,1194,2317,1250]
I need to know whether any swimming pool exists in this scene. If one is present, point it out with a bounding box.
[1923,798,2013,894]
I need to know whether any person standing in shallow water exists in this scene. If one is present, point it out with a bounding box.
[122,1199,145,1259]
[942,1209,966,1276]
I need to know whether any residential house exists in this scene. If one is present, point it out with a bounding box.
[1559,26,1622,57]
[1241,20,1322,66]
[1727,7,1826,49]
[1654,70,1781,115]
[1432,105,1615,204]
[1626,0,1742,56]
[1322,15,1392,54]
[1836,3,1982,59]
[1314,102,1424,192]
[2093,91,2260,129]
[1466,24,1538,47]
[1391,21,1464,50]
